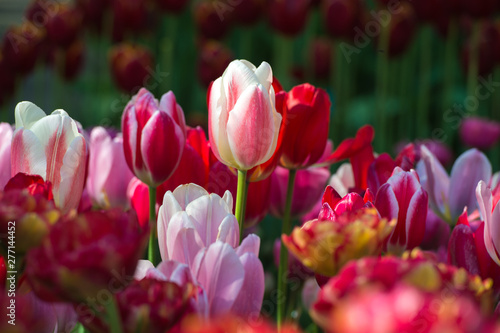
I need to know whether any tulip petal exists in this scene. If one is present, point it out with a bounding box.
[476,181,499,264]
[236,234,261,257]
[226,84,277,169]
[221,190,233,213]
[15,101,46,129]
[58,136,86,211]
[192,242,245,316]
[448,225,480,275]
[216,214,240,248]
[11,129,46,178]
[418,145,450,217]
[404,188,428,249]
[87,127,113,204]
[449,149,491,220]
[134,260,155,280]
[172,184,209,210]
[252,61,273,92]
[166,212,204,266]
[0,123,12,188]
[222,60,261,111]
[156,261,195,286]
[231,252,264,318]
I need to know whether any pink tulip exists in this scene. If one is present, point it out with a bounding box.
[0,123,12,189]
[11,102,87,212]
[375,167,428,254]
[417,146,491,223]
[86,127,134,208]
[460,117,500,150]
[208,60,282,170]
[476,180,500,265]
[122,88,186,186]
[157,184,239,265]
[269,166,330,219]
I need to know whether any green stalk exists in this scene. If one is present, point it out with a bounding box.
[104,297,123,333]
[277,169,297,328]
[273,34,293,90]
[467,20,481,114]
[376,23,390,151]
[442,19,458,114]
[399,49,412,140]
[160,15,178,94]
[417,26,433,138]
[148,186,158,265]
[235,170,249,242]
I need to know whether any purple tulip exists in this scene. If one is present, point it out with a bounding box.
[460,117,500,150]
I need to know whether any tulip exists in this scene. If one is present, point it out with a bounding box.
[268,0,310,36]
[45,3,82,47]
[197,41,233,88]
[420,210,450,252]
[122,87,186,187]
[283,209,394,276]
[208,60,281,171]
[322,0,360,39]
[476,180,500,265]
[0,123,12,189]
[76,0,110,29]
[86,127,134,208]
[279,84,331,169]
[460,117,500,150]
[11,102,87,212]
[269,166,330,219]
[309,38,332,81]
[109,43,155,94]
[157,184,239,265]
[26,209,148,303]
[328,163,355,198]
[375,167,428,254]
[231,0,265,26]
[193,1,231,40]
[127,177,150,229]
[2,22,45,75]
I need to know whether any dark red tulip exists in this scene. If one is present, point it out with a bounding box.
[76,0,111,29]
[45,4,82,47]
[197,40,233,87]
[26,209,148,303]
[2,22,46,75]
[113,0,148,32]
[322,0,360,39]
[309,38,332,81]
[193,1,231,40]
[231,0,265,26]
[268,0,310,36]
[4,173,53,199]
[387,2,417,57]
[109,43,155,94]
[279,83,331,169]
[57,39,85,81]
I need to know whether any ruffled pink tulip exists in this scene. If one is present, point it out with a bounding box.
[122,88,186,186]
[269,165,330,219]
[157,184,239,265]
[375,167,428,254]
[0,123,12,189]
[208,60,282,170]
[417,146,491,223]
[86,127,134,208]
[11,102,87,212]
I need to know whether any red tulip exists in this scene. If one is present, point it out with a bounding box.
[25,209,148,303]
[109,43,155,94]
[309,38,332,81]
[322,0,361,39]
[197,41,233,88]
[375,167,428,254]
[279,84,331,169]
[268,0,310,36]
[193,1,231,40]
[112,0,148,34]
[386,2,417,57]
[231,0,265,26]
[2,22,46,75]
[122,88,186,186]
[45,3,82,47]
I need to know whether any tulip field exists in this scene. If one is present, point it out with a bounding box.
[3,0,500,332]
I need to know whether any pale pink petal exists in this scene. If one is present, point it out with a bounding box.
[58,136,86,212]
[236,234,260,257]
[134,260,155,280]
[193,242,245,316]
[216,215,239,248]
[418,146,450,216]
[328,163,354,197]
[87,127,113,204]
[449,149,491,220]
[231,252,264,318]
[166,212,204,266]
[252,61,273,92]
[156,261,195,286]
[172,183,209,210]
[476,181,499,264]
[221,190,233,213]
[222,60,261,111]
[14,101,46,129]
[0,123,12,189]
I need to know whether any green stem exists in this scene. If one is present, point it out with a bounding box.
[160,15,178,94]
[467,20,481,115]
[70,323,86,333]
[277,169,297,329]
[235,170,249,242]
[417,26,433,138]
[442,19,458,114]
[104,297,123,333]
[148,186,158,265]
[376,24,390,151]
[273,34,293,90]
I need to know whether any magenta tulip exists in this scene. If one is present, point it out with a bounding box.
[375,167,428,254]
[11,102,87,212]
[122,88,186,186]
[86,127,134,208]
[460,117,500,150]
[208,60,282,170]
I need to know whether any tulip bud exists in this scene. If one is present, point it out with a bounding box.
[11,102,87,212]
[45,3,82,47]
[208,60,282,171]
[109,43,155,94]
[268,0,310,36]
[112,0,148,34]
[231,0,265,26]
[2,22,46,75]
[375,167,428,254]
[25,209,148,303]
[308,38,332,81]
[460,117,500,150]
[122,88,186,186]
[197,41,233,88]
[279,83,331,169]
[322,0,361,39]
[387,2,417,57]
[193,1,231,40]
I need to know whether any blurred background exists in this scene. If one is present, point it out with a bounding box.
[0,0,499,169]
